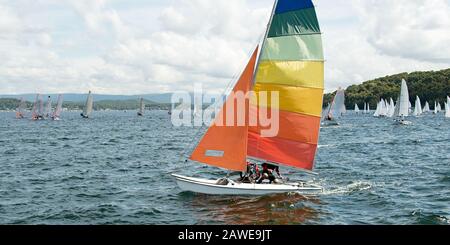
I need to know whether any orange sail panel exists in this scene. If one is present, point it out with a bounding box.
[189,47,258,172]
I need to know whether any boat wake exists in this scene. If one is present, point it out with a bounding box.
[320,181,374,196]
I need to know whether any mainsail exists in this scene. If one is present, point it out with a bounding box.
[445,102,450,118]
[328,89,345,119]
[31,94,40,119]
[138,98,145,115]
[16,97,26,118]
[82,91,94,117]
[191,0,324,171]
[423,101,430,113]
[355,104,360,114]
[44,96,52,117]
[393,79,409,117]
[413,96,422,116]
[52,95,64,118]
[38,96,45,117]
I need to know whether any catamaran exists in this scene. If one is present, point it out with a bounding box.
[16,97,26,119]
[137,98,145,116]
[322,89,345,126]
[81,91,93,118]
[172,0,325,196]
[413,96,422,117]
[52,95,64,121]
[393,79,411,125]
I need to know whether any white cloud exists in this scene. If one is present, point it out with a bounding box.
[0,0,449,95]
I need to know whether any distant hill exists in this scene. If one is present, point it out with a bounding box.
[324,68,450,109]
[0,93,174,104]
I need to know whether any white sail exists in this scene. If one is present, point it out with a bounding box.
[423,101,430,113]
[138,98,145,115]
[447,96,450,106]
[394,79,410,117]
[31,94,39,119]
[437,102,442,112]
[413,96,422,116]
[373,101,380,117]
[44,96,52,117]
[329,89,346,119]
[379,99,388,117]
[82,91,93,118]
[321,103,331,122]
[52,95,64,119]
[38,97,45,117]
[367,103,370,113]
[355,104,360,114]
[445,103,450,118]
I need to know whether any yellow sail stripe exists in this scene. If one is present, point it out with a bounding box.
[255,60,324,89]
[251,83,324,117]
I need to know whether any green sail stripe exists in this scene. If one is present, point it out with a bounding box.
[268,8,320,38]
[261,34,324,61]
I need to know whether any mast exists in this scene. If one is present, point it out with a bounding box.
[251,0,279,87]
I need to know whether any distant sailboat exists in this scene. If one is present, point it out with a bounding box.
[437,102,442,113]
[81,91,94,118]
[445,102,450,118]
[37,95,45,120]
[44,96,52,118]
[16,97,26,119]
[31,94,40,120]
[322,89,345,126]
[423,101,430,113]
[137,98,145,116]
[393,79,411,125]
[355,104,360,114]
[413,96,422,117]
[172,0,325,195]
[52,95,64,121]
[367,103,370,113]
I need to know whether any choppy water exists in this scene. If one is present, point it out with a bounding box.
[0,111,449,225]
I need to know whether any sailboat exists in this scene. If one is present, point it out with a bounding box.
[172,0,325,195]
[31,94,40,120]
[413,96,422,117]
[322,89,345,126]
[16,97,26,119]
[35,95,45,120]
[355,104,360,114]
[52,95,64,121]
[81,91,93,118]
[44,96,52,119]
[437,102,442,113]
[137,98,145,116]
[393,79,411,125]
[367,103,370,114]
[445,102,450,118]
[423,101,430,113]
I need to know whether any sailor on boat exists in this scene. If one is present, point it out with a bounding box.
[257,163,282,184]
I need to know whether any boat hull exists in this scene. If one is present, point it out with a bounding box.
[172,174,323,196]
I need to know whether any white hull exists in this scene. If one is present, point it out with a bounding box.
[172,174,323,196]
[394,120,412,125]
[321,120,339,126]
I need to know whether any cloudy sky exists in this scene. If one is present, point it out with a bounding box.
[0,0,449,95]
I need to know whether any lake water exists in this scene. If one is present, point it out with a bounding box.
[0,111,449,224]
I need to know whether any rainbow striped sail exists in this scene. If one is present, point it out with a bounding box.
[248,0,324,171]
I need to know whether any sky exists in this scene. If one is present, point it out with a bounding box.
[0,0,449,95]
